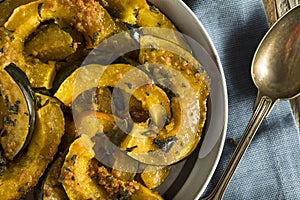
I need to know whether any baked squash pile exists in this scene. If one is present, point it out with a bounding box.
[0,0,210,199]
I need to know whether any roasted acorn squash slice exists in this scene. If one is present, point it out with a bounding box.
[0,93,65,199]
[42,153,68,200]
[60,134,109,200]
[4,1,42,51]
[0,64,35,160]
[76,111,115,137]
[60,62,207,165]
[140,165,170,189]
[5,0,115,49]
[0,23,56,89]
[54,64,107,107]
[139,34,210,134]
[118,34,210,165]
[0,24,56,89]
[111,150,139,181]
[40,0,115,48]
[98,0,148,25]
[136,8,191,51]
[24,24,76,62]
[55,63,149,107]
[1,0,115,89]
[0,0,36,26]
[137,6,175,29]
[98,0,189,50]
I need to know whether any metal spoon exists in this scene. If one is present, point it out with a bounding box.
[203,5,300,200]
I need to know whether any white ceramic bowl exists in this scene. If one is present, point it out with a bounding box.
[148,0,228,199]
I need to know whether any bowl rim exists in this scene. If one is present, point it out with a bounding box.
[147,0,228,199]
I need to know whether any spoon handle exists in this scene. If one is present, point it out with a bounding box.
[203,95,275,200]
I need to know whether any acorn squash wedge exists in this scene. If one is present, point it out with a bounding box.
[75,111,115,137]
[54,64,107,107]
[137,9,191,51]
[118,34,210,165]
[0,93,65,199]
[98,0,189,50]
[139,34,210,93]
[140,165,170,189]
[111,150,139,181]
[5,0,115,49]
[139,34,210,135]
[137,6,175,29]
[0,64,35,160]
[118,68,203,164]
[0,0,36,26]
[0,24,56,89]
[98,0,148,25]
[60,134,109,200]
[24,23,76,62]
[60,62,206,165]
[55,63,149,107]
[42,153,68,200]
[2,0,115,89]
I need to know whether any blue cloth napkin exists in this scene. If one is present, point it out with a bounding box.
[183,0,300,199]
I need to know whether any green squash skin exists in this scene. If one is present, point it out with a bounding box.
[0,65,35,161]
[0,94,65,199]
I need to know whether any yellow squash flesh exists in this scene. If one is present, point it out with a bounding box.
[139,34,210,136]
[0,94,65,199]
[43,154,68,200]
[1,0,115,89]
[99,0,148,24]
[141,165,170,189]
[76,111,115,137]
[0,0,36,26]
[24,24,76,62]
[54,64,107,107]
[120,34,210,165]
[0,68,31,160]
[60,134,109,200]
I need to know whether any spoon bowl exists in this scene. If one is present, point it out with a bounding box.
[252,5,300,101]
[203,4,300,200]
